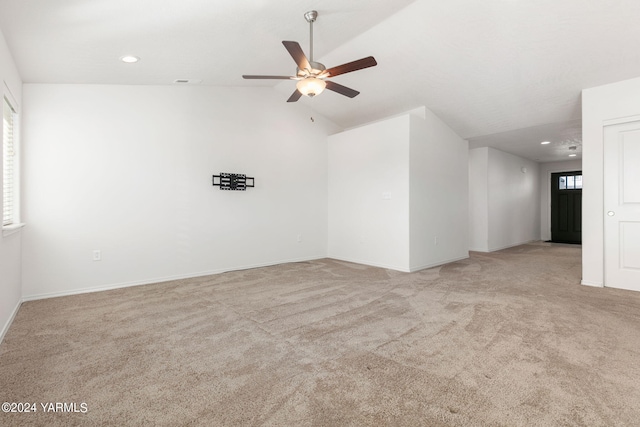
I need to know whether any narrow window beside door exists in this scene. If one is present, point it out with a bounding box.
[3,96,17,227]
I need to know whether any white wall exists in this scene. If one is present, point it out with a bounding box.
[582,76,640,287]
[409,110,468,271]
[0,27,23,343]
[21,84,339,299]
[539,159,582,242]
[327,107,469,272]
[487,148,540,251]
[327,115,410,271]
[469,147,540,252]
[468,147,489,251]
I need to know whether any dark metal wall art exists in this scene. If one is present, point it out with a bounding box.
[212,173,255,191]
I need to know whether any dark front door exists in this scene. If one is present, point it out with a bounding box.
[551,172,582,244]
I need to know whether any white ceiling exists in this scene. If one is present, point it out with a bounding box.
[2,0,640,162]
[468,120,583,163]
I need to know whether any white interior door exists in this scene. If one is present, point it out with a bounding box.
[604,121,640,291]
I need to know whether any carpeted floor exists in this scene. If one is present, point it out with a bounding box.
[1,242,640,426]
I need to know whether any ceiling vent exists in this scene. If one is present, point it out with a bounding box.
[173,79,202,85]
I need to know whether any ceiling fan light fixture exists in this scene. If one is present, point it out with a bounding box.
[296,77,326,97]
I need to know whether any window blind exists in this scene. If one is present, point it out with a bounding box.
[3,96,16,226]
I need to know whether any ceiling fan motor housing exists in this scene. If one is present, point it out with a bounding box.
[297,61,326,78]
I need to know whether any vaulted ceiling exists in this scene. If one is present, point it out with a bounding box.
[2,0,640,162]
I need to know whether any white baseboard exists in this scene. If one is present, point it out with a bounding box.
[468,247,489,253]
[0,299,22,345]
[581,280,604,288]
[22,255,326,302]
[467,241,535,253]
[487,240,538,252]
[326,254,471,273]
[409,254,470,272]
[326,256,411,273]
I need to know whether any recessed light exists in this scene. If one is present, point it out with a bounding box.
[541,141,551,145]
[569,154,577,157]
[120,55,140,63]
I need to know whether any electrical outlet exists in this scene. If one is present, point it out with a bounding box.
[297,234,302,243]
[92,250,101,261]
[434,237,438,246]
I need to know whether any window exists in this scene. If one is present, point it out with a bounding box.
[558,174,582,190]
[3,95,17,227]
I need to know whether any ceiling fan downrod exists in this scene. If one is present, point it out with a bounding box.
[304,10,318,63]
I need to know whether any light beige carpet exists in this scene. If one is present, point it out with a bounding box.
[1,242,640,426]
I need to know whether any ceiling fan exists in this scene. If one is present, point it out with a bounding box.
[242,10,377,102]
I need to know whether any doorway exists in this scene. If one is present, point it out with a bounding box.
[551,171,582,244]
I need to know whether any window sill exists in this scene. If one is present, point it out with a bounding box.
[3,223,25,237]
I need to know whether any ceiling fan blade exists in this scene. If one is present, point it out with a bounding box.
[287,89,303,103]
[325,81,360,98]
[324,56,377,78]
[282,41,311,71]
[242,75,294,79]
